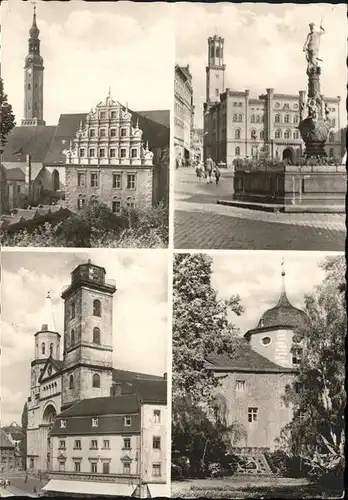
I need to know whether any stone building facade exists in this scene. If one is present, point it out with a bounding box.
[203,34,342,165]
[63,96,155,213]
[26,261,167,497]
[174,64,194,160]
[206,266,308,469]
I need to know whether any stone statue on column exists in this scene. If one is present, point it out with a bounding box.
[303,22,325,76]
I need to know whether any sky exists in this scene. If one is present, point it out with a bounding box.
[209,250,344,335]
[0,249,169,425]
[175,2,347,129]
[0,1,173,125]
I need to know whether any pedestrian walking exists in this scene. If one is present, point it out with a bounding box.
[214,164,221,185]
[205,156,214,184]
[175,154,182,169]
[25,472,28,483]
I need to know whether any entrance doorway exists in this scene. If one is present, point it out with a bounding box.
[282,148,294,163]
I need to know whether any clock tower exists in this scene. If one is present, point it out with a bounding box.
[60,261,117,411]
[22,6,46,126]
[205,35,226,106]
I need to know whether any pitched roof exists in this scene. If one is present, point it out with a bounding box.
[2,161,44,181]
[129,108,169,150]
[131,378,167,404]
[50,412,141,436]
[0,429,15,448]
[44,113,87,165]
[1,126,56,163]
[59,394,140,418]
[2,166,25,181]
[112,368,164,383]
[2,425,24,441]
[205,338,294,373]
[136,110,170,129]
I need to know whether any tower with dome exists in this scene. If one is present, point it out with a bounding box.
[205,262,308,473]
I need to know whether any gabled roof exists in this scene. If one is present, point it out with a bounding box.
[38,357,64,383]
[2,161,45,182]
[136,110,169,129]
[2,166,25,182]
[131,379,167,404]
[128,108,170,150]
[1,126,56,163]
[205,338,294,373]
[0,429,15,448]
[44,113,86,165]
[112,368,164,383]
[59,394,140,418]
[2,426,24,442]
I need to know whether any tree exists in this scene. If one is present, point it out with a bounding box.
[0,76,16,214]
[172,253,243,405]
[20,402,28,470]
[280,255,345,485]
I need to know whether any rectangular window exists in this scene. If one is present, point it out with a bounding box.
[127,174,136,190]
[77,172,86,187]
[99,148,105,158]
[92,418,98,427]
[236,380,245,391]
[103,440,110,449]
[153,437,161,450]
[102,462,110,474]
[90,173,99,188]
[89,148,95,157]
[123,461,131,475]
[91,440,98,449]
[121,127,127,137]
[74,461,81,472]
[89,129,95,137]
[113,173,121,189]
[79,148,85,157]
[152,463,161,477]
[100,111,106,119]
[112,201,121,214]
[110,148,116,158]
[292,348,302,366]
[153,410,161,423]
[127,199,135,210]
[248,407,258,423]
[123,438,131,450]
[58,461,65,472]
[59,440,66,449]
[110,128,116,137]
[91,462,97,473]
[111,111,116,119]
[17,185,21,193]
[74,440,81,449]
[131,148,137,158]
[70,302,75,319]
[120,148,127,158]
[100,128,106,137]
[77,198,86,210]
[124,416,131,427]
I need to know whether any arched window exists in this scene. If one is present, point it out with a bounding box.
[233,114,237,122]
[235,146,240,156]
[210,45,214,58]
[329,132,334,142]
[284,129,291,139]
[251,115,255,123]
[52,170,60,192]
[284,114,290,123]
[93,327,101,344]
[71,329,75,346]
[256,115,260,123]
[260,130,264,140]
[293,115,299,124]
[70,302,75,319]
[93,299,101,317]
[275,114,280,123]
[275,129,281,139]
[235,129,241,139]
[293,130,299,139]
[69,375,74,390]
[92,374,100,388]
[49,343,53,357]
[238,114,243,122]
[251,129,256,140]
[42,343,45,355]
[331,118,336,127]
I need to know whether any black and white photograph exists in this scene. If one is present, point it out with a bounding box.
[0,249,169,498]
[172,251,345,498]
[174,3,346,250]
[0,1,171,248]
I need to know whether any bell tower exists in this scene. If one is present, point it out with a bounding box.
[205,35,226,105]
[61,261,117,411]
[22,6,46,126]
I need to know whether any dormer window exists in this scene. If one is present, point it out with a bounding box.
[124,416,131,427]
[92,418,99,427]
[60,419,66,429]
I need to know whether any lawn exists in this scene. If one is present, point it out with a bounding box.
[171,475,343,499]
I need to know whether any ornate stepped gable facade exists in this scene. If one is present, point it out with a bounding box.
[26,261,167,497]
[206,265,308,461]
[63,95,155,213]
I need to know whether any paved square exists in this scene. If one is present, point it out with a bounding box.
[174,168,345,250]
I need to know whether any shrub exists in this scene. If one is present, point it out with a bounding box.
[265,450,309,478]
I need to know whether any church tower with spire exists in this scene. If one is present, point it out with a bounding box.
[22,6,46,126]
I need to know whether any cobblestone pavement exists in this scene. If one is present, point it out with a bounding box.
[0,472,45,497]
[174,168,345,250]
